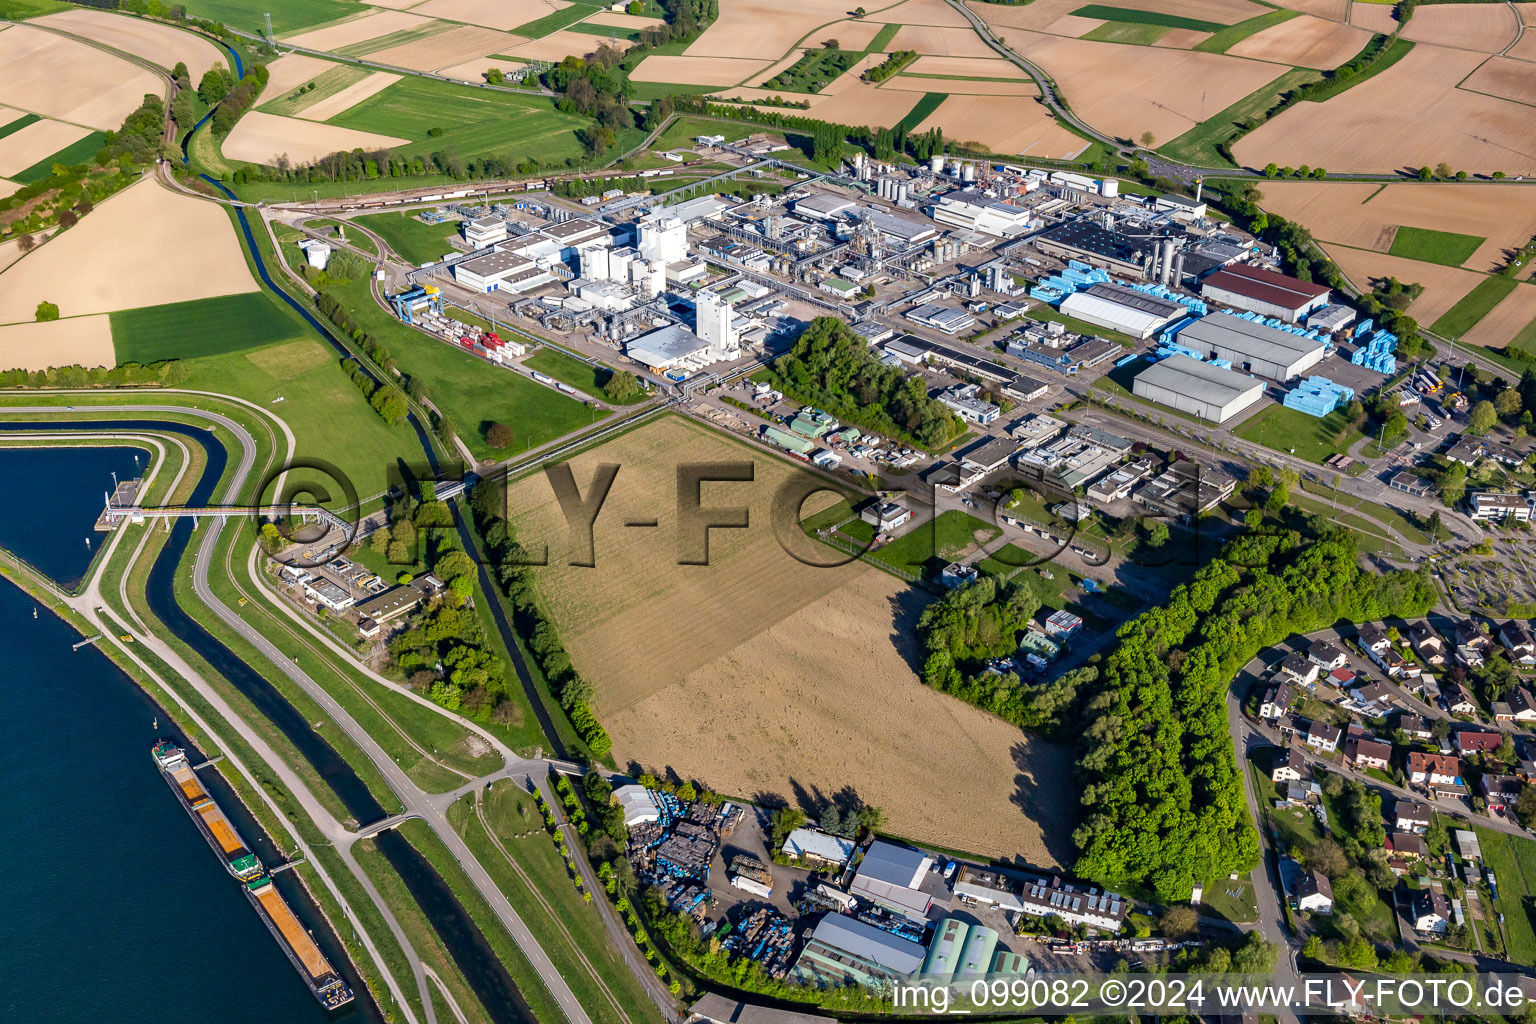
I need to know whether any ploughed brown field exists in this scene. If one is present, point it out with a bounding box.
[503,416,1074,862]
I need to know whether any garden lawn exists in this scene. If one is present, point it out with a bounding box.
[332,279,601,460]
[1431,275,1517,337]
[523,347,648,404]
[352,211,460,266]
[1388,226,1486,267]
[110,292,305,364]
[1236,404,1363,464]
[327,76,590,166]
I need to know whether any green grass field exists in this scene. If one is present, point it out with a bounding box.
[175,0,358,33]
[329,76,591,166]
[865,509,999,577]
[12,131,106,184]
[303,217,377,255]
[352,211,458,266]
[258,64,369,118]
[0,112,40,140]
[332,279,600,459]
[1083,22,1169,43]
[761,47,862,93]
[867,22,902,50]
[1389,226,1486,267]
[110,292,307,364]
[1160,67,1321,166]
[522,348,648,404]
[1236,403,1364,465]
[513,5,595,37]
[1071,4,1223,31]
[1476,827,1536,965]
[0,0,68,16]
[892,92,947,135]
[564,21,643,40]
[1431,275,1517,337]
[1195,9,1297,53]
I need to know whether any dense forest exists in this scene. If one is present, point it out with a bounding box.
[769,316,963,449]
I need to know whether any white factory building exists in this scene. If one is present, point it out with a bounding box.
[1131,354,1265,424]
[452,250,554,293]
[1201,263,1330,323]
[695,288,739,361]
[625,323,710,373]
[463,216,507,248]
[929,189,1034,237]
[1174,312,1327,381]
[1059,283,1184,340]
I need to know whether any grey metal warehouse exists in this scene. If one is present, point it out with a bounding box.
[1059,283,1184,340]
[1174,312,1326,381]
[1132,354,1264,423]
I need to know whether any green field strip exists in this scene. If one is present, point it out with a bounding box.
[867,22,903,51]
[1082,21,1170,43]
[11,130,106,184]
[110,292,307,364]
[1509,309,1536,352]
[1159,66,1319,165]
[336,20,458,58]
[892,91,947,134]
[897,72,1032,82]
[0,112,41,141]
[1388,225,1486,266]
[1361,183,1388,203]
[563,21,642,40]
[258,64,370,117]
[1194,9,1297,53]
[174,0,357,33]
[511,6,594,38]
[1071,4,1223,31]
[1431,275,1518,337]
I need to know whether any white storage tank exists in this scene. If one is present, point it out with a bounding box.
[930,154,944,174]
[962,164,976,183]
[1099,178,1119,198]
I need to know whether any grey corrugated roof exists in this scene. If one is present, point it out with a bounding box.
[857,840,931,888]
[1179,312,1326,362]
[809,914,926,975]
[1138,354,1264,405]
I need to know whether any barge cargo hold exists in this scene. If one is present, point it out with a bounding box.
[152,740,354,1010]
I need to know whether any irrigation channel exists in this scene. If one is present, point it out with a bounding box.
[0,420,540,1024]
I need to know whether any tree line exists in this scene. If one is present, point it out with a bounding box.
[1072,527,1436,900]
[311,291,410,426]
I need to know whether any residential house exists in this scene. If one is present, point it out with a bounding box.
[1407,752,1464,795]
[1409,888,1449,935]
[1394,799,1432,834]
[1296,871,1333,914]
[1328,666,1357,689]
[1455,730,1504,758]
[1396,713,1434,741]
[1510,686,1536,723]
[1307,640,1349,671]
[1272,744,1305,783]
[1454,623,1490,669]
[1351,680,1395,709]
[1358,624,1392,654]
[1280,652,1320,687]
[1259,680,1296,721]
[1410,623,1447,667]
[1445,682,1480,716]
[1500,621,1536,668]
[1368,644,1411,679]
[1015,876,1129,933]
[1305,721,1343,754]
[1346,737,1393,771]
[1387,833,1427,860]
[1481,774,1525,814]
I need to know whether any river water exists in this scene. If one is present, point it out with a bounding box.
[0,442,351,1023]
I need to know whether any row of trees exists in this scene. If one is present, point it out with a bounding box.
[311,291,410,426]
[769,316,963,449]
[1073,527,1436,900]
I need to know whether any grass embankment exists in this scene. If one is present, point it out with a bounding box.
[523,348,649,404]
[1235,404,1364,465]
[1388,226,1486,267]
[448,782,658,1024]
[352,211,460,266]
[1431,276,1518,337]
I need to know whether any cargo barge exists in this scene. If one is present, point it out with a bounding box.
[153,740,354,1010]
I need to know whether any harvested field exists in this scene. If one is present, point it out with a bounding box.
[1323,243,1486,325]
[888,24,997,56]
[914,92,1086,154]
[0,179,256,323]
[0,239,23,274]
[967,0,1106,37]
[878,0,975,26]
[262,53,339,98]
[1277,0,1348,19]
[1461,57,1536,109]
[507,27,632,61]
[298,71,402,119]
[908,54,1030,77]
[365,24,514,70]
[1226,14,1370,67]
[682,0,889,61]
[284,9,433,50]
[33,9,223,79]
[0,316,114,371]
[619,570,1076,863]
[436,55,528,82]
[1401,2,1517,52]
[365,0,423,7]
[0,179,17,202]
[630,55,773,87]
[1464,282,1536,347]
[885,75,1036,94]
[1155,27,1213,46]
[0,25,162,131]
[1348,1,1398,33]
[585,12,665,30]
[1000,29,1287,143]
[805,18,888,50]
[798,78,922,126]
[1511,4,1536,61]
[1233,44,1536,175]
[222,110,410,164]
[0,118,91,177]
[411,0,569,32]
